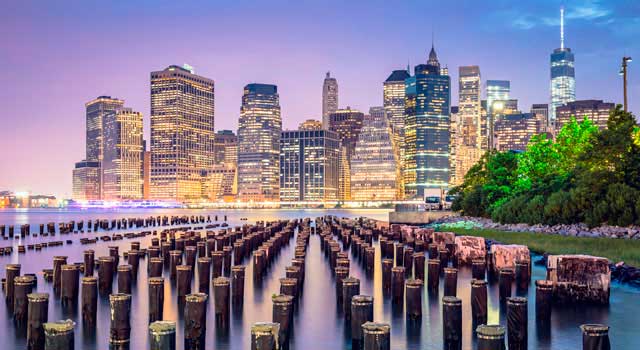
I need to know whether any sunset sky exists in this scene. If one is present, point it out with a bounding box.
[1,0,638,197]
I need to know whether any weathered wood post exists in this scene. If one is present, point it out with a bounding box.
[109,293,131,348]
[27,293,49,350]
[442,296,462,350]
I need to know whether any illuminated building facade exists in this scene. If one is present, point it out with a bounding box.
[350,107,398,201]
[202,165,236,201]
[72,160,101,201]
[384,69,410,198]
[458,66,484,150]
[550,7,575,126]
[214,130,238,166]
[280,127,339,202]
[85,96,124,163]
[555,100,614,132]
[85,96,124,198]
[322,72,339,129]
[150,65,215,202]
[329,107,364,200]
[404,45,451,198]
[299,119,323,130]
[143,149,150,199]
[494,112,545,151]
[102,108,144,200]
[486,80,510,117]
[237,83,281,202]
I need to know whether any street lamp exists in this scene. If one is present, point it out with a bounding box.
[621,56,632,112]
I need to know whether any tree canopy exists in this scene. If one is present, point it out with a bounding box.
[452,105,640,227]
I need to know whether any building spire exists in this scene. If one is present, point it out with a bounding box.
[560,6,564,50]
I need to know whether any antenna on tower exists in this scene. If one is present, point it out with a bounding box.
[560,6,565,50]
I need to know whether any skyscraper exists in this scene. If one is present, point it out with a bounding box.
[384,69,410,198]
[102,108,144,200]
[72,160,101,201]
[150,65,215,202]
[486,80,510,117]
[404,45,451,198]
[237,83,282,202]
[322,72,339,129]
[84,96,124,198]
[550,7,576,126]
[280,125,340,202]
[458,66,483,149]
[85,96,125,163]
[350,107,398,201]
[214,130,238,166]
[329,107,364,200]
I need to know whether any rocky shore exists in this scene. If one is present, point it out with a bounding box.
[432,215,640,239]
[431,216,640,288]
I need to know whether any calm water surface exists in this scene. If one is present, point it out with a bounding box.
[0,208,638,349]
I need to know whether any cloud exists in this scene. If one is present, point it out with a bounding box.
[502,0,614,30]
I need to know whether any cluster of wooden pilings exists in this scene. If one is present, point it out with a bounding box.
[2,216,308,350]
[1,214,614,350]
[0,215,232,257]
[311,216,611,350]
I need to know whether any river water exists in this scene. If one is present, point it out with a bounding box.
[0,208,638,349]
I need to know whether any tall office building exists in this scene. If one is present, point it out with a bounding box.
[494,113,545,151]
[102,108,144,200]
[459,66,484,149]
[329,107,364,200]
[322,72,339,129]
[280,126,340,202]
[384,69,410,198]
[486,80,510,117]
[84,96,125,198]
[150,65,215,202]
[404,45,451,198]
[350,107,398,201]
[550,7,576,126]
[85,96,125,163]
[214,130,238,166]
[555,100,614,132]
[237,83,282,202]
[72,160,101,201]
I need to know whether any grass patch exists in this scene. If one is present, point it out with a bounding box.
[442,227,640,267]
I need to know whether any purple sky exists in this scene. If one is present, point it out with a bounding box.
[1,0,638,197]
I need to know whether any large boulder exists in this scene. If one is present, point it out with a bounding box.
[490,244,530,273]
[455,236,486,265]
[432,231,455,249]
[547,255,610,304]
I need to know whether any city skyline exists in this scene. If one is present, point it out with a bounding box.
[1,0,638,197]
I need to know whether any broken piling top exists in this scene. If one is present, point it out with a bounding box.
[213,276,230,287]
[580,324,609,336]
[272,294,294,305]
[149,320,176,335]
[490,244,530,272]
[251,322,280,343]
[351,295,374,306]
[185,292,208,303]
[361,322,391,335]
[454,236,486,264]
[28,292,49,302]
[476,324,505,338]
[43,319,75,335]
